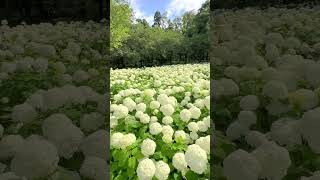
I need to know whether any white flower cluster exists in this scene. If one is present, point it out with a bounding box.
[110,64,210,179]
[213,5,320,179]
[0,19,107,179]
[110,132,136,149]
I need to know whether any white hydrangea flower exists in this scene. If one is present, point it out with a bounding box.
[172,152,187,171]
[10,135,59,179]
[141,138,156,157]
[185,144,208,174]
[180,109,192,122]
[73,70,89,83]
[80,156,107,180]
[251,141,291,180]
[262,80,288,100]
[0,135,24,161]
[150,101,161,109]
[197,121,208,132]
[160,104,175,116]
[203,116,211,128]
[189,106,201,119]
[123,97,136,112]
[155,161,170,180]
[110,132,123,149]
[174,130,186,142]
[289,89,318,110]
[80,112,104,132]
[245,131,268,148]
[300,108,320,153]
[270,118,301,148]
[190,131,199,140]
[226,121,250,140]
[136,158,156,180]
[237,111,257,127]
[113,104,129,119]
[240,95,260,110]
[140,114,151,124]
[143,89,155,97]
[223,149,261,180]
[43,88,68,110]
[110,116,118,129]
[149,122,163,135]
[162,116,173,125]
[80,130,108,160]
[219,78,239,96]
[188,122,199,132]
[136,103,147,112]
[42,113,84,158]
[11,103,37,123]
[195,135,210,154]
[150,116,158,123]
[162,134,173,144]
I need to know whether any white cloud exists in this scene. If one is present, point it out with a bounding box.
[166,0,207,18]
[128,0,154,25]
[128,0,207,25]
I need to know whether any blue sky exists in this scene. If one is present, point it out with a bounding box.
[128,0,207,24]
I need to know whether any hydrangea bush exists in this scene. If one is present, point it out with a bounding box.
[0,19,108,179]
[110,64,210,179]
[212,5,320,180]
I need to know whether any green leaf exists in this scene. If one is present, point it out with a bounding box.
[185,171,198,180]
[128,157,137,169]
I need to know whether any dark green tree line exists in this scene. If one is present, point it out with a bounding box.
[110,0,209,68]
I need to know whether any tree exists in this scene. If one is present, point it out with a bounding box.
[160,12,168,29]
[181,11,195,37]
[153,11,162,27]
[110,0,132,50]
[167,19,174,30]
[172,17,182,32]
[136,18,149,28]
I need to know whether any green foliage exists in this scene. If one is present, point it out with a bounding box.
[110,0,133,50]
[111,0,210,68]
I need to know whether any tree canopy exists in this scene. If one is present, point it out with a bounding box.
[110,0,132,50]
[110,0,210,68]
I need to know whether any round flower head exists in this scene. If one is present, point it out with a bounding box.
[137,158,156,180]
[110,132,123,149]
[141,138,156,157]
[240,95,260,110]
[172,152,187,171]
[160,104,175,116]
[188,122,199,132]
[223,149,261,180]
[162,116,173,125]
[150,101,160,109]
[196,135,210,154]
[149,122,162,135]
[155,161,170,180]
[162,134,173,144]
[174,130,186,142]
[189,106,201,119]
[136,103,147,112]
[185,144,208,174]
[262,80,288,100]
[123,97,136,112]
[197,121,208,132]
[180,109,191,122]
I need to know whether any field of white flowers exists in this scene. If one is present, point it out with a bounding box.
[212,5,320,180]
[0,20,108,179]
[110,64,210,180]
